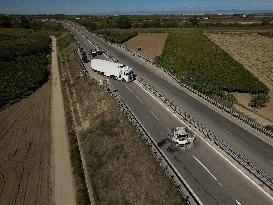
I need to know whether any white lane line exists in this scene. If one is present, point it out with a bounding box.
[126,85,143,103]
[235,199,242,205]
[149,110,159,121]
[193,155,218,181]
[224,129,233,136]
[134,94,143,103]
[135,80,273,201]
[83,23,273,148]
[126,85,133,92]
[166,126,171,133]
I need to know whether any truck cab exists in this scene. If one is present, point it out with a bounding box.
[119,65,134,82]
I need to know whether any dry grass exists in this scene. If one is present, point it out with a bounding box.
[57,33,90,205]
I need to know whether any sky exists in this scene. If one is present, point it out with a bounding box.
[0,0,273,15]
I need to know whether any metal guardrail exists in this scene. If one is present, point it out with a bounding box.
[88,28,273,140]
[136,76,273,191]
[73,46,201,205]
[70,24,273,190]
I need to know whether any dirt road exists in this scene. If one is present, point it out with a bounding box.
[0,76,52,204]
[51,36,76,205]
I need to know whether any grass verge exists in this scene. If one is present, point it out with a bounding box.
[58,31,186,204]
[57,32,90,205]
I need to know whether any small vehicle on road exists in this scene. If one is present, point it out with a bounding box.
[169,127,195,148]
[91,49,97,57]
[80,51,88,63]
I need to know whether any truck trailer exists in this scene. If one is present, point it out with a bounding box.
[91,59,134,82]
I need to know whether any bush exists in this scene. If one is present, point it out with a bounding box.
[264,125,273,132]
[116,16,131,29]
[249,93,270,108]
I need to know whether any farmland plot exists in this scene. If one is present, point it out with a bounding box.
[0,82,52,205]
[207,33,273,90]
[123,33,168,60]
[155,32,267,95]
[207,33,273,122]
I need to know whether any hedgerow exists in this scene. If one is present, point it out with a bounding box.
[155,32,268,94]
[94,29,138,44]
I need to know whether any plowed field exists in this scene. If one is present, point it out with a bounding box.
[123,33,167,60]
[0,81,52,205]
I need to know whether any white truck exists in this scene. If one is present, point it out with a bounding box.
[91,59,134,82]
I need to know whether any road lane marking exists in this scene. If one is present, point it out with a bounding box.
[70,25,272,201]
[134,95,143,103]
[165,126,171,133]
[193,155,218,181]
[134,80,273,201]
[85,21,273,148]
[235,199,242,205]
[224,129,233,136]
[126,86,143,103]
[149,110,159,121]
[126,85,133,92]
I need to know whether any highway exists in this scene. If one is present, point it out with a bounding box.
[63,22,273,205]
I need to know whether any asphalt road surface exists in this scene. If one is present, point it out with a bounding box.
[64,22,273,205]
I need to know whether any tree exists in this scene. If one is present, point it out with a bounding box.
[0,16,12,28]
[188,17,199,26]
[116,16,131,29]
[20,17,31,29]
[261,20,270,26]
[249,93,270,108]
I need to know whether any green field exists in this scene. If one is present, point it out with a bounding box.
[0,28,51,108]
[155,32,268,95]
[0,28,31,40]
[94,29,138,44]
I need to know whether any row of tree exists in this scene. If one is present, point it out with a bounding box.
[77,16,202,31]
[0,16,32,28]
